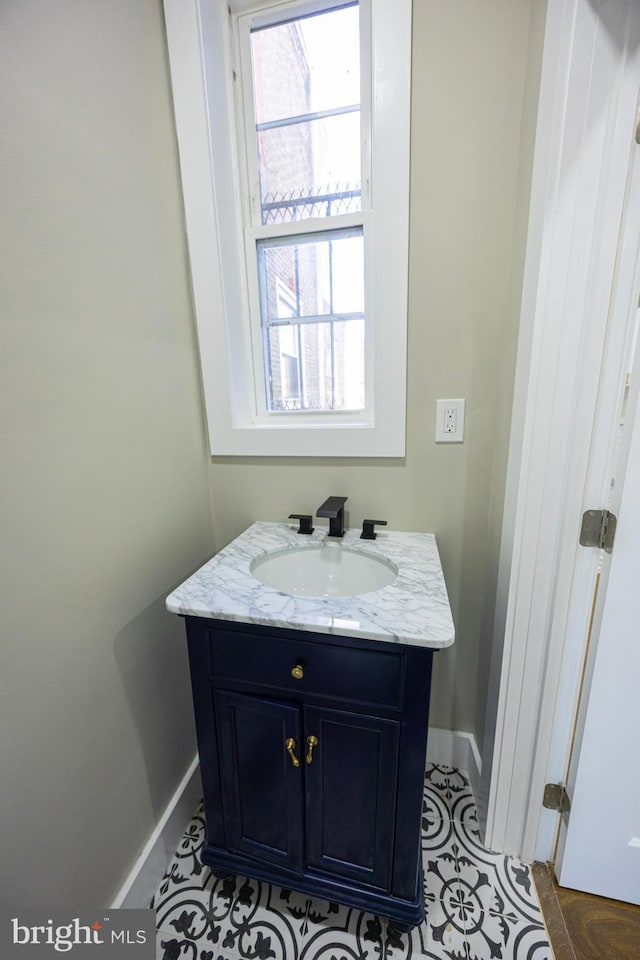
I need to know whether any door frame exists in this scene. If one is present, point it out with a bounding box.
[485,0,640,862]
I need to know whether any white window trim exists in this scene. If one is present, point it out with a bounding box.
[163,0,411,456]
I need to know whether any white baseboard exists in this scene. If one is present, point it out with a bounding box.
[111,754,201,909]
[427,726,482,804]
[112,729,481,909]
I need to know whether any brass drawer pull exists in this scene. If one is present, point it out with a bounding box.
[291,664,304,680]
[306,735,318,764]
[285,737,300,767]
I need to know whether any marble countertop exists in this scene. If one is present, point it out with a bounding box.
[166,521,454,649]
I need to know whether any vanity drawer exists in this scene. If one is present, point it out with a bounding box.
[209,628,405,710]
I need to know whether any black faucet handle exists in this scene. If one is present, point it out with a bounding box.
[289,514,314,535]
[361,519,387,540]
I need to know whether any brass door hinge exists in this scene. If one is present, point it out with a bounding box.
[543,783,571,822]
[579,509,617,554]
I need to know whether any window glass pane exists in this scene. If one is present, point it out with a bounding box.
[258,230,364,322]
[331,318,365,409]
[258,114,361,224]
[250,4,361,224]
[251,5,360,124]
[265,319,364,412]
[332,235,364,314]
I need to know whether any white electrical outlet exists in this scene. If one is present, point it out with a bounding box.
[436,398,465,442]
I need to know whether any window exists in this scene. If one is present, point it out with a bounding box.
[163,0,411,456]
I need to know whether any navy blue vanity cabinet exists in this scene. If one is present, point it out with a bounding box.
[184,616,434,931]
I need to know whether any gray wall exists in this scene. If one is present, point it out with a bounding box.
[0,0,213,908]
[207,0,540,742]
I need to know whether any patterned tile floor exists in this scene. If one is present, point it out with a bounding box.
[153,765,553,960]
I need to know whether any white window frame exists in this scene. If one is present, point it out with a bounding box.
[163,0,411,456]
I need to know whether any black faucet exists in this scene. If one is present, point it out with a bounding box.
[316,496,348,538]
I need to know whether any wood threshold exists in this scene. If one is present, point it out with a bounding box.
[532,862,576,960]
[532,861,640,960]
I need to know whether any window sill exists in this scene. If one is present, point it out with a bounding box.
[205,417,406,458]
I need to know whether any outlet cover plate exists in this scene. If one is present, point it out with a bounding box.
[436,398,465,442]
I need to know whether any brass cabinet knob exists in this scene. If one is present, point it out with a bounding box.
[291,664,304,680]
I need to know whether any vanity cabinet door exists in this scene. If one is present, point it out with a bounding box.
[215,691,304,873]
[303,705,400,890]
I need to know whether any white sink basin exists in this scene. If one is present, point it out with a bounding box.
[250,543,398,598]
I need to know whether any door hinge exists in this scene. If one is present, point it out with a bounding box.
[579,509,617,554]
[543,783,571,820]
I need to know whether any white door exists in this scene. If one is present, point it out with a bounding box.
[556,377,640,903]
[552,100,640,900]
